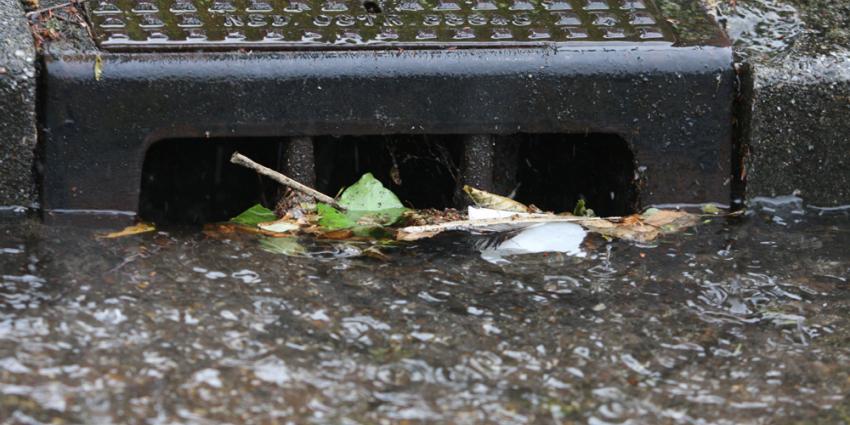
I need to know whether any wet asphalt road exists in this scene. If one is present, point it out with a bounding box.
[1,198,848,424]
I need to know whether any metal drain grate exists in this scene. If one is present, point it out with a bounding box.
[88,0,676,48]
[42,0,736,225]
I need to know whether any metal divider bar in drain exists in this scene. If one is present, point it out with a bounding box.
[88,0,676,48]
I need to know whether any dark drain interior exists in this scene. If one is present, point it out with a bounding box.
[314,135,463,210]
[139,134,638,224]
[139,139,284,225]
[515,134,638,216]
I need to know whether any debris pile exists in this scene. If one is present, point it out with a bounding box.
[103,152,721,260]
[226,153,705,244]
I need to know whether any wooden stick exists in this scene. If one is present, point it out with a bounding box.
[26,0,79,18]
[396,215,616,241]
[230,152,342,209]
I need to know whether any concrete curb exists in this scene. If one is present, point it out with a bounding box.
[720,0,850,207]
[745,55,850,206]
[0,0,37,207]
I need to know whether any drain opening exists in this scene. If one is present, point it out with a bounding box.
[315,135,463,210]
[138,134,637,225]
[139,138,284,225]
[514,134,638,217]
[362,0,382,13]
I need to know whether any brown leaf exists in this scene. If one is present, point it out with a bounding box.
[463,185,531,213]
[641,209,700,234]
[97,223,155,239]
[621,215,642,226]
[257,218,300,234]
[396,229,440,241]
[319,229,355,240]
[583,220,659,243]
[203,222,293,238]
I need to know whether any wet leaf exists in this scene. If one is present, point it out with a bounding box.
[582,219,659,243]
[317,204,406,238]
[316,174,407,237]
[573,199,595,217]
[204,222,293,238]
[94,54,103,81]
[399,206,701,243]
[316,203,356,230]
[258,219,300,234]
[641,209,700,233]
[97,223,155,239]
[338,173,404,211]
[463,185,530,213]
[577,209,700,242]
[353,209,408,227]
[701,203,721,214]
[259,237,306,256]
[318,228,355,240]
[231,204,277,227]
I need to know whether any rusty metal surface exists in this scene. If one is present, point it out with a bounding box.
[86,0,683,49]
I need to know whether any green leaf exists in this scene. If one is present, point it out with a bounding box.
[701,203,721,214]
[642,207,661,216]
[317,203,406,233]
[338,173,404,211]
[352,225,395,239]
[316,174,407,237]
[231,204,277,227]
[316,173,407,234]
[571,199,586,217]
[347,208,408,227]
[259,237,306,256]
[317,203,357,230]
[572,199,596,217]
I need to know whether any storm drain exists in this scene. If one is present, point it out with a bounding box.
[41,0,736,224]
[138,134,638,224]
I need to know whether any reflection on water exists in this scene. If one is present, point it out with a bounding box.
[0,198,849,423]
[713,0,804,58]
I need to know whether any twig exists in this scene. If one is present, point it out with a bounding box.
[230,152,342,209]
[26,0,79,18]
[397,214,617,241]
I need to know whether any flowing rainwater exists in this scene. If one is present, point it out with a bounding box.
[0,197,848,423]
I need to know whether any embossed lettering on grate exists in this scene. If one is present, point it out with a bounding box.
[88,0,673,48]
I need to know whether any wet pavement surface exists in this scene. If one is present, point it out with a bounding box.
[0,198,848,424]
[715,0,849,60]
